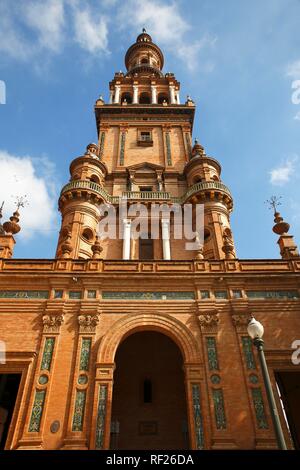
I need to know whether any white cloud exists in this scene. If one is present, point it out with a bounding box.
[73,7,109,54]
[0,151,58,240]
[177,36,217,71]
[119,0,189,45]
[117,0,216,71]
[0,3,33,61]
[0,0,109,64]
[24,0,65,53]
[269,156,298,186]
[294,111,300,120]
[286,60,300,79]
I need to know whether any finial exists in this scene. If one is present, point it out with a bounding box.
[142,27,146,33]
[192,139,204,158]
[265,196,290,235]
[61,230,73,258]
[222,228,235,259]
[91,235,103,259]
[266,196,299,258]
[2,195,28,235]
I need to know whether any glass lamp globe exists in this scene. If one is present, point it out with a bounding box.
[247,317,264,339]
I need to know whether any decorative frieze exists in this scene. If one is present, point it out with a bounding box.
[247,290,299,299]
[119,131,126,166]
[40,337,55,371]
[241,336,256,370]
[102,291,195,300]
[72,390,86,432]
[251,388,268,429]
[99,131,105,159]
[199,312,219,333]
[0,290,49,299]
[165,132,172,166]
[192,384,204,450]
[79,338,92,371]
[205,337,219,370]
[78,314,99,334]
[28,390,46,432]
[42,314,64,333]
[212,389,227,429]
[95,384,108,449]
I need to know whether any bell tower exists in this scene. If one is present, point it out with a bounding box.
[56,30,236,261]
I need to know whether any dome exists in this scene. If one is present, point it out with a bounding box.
[124,30,164,73]
[136,29,153,43]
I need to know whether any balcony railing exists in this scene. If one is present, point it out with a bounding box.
[60,180,232,206]
[122,191,171,200]
[182,181,232,202]
[60,180,119,204]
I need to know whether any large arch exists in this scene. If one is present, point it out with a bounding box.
[97,312,202,364]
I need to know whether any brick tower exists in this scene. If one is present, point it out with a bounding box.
[0,31,299,452]
[56,29,235,262]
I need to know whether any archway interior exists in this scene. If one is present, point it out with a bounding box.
[110,331,189,450]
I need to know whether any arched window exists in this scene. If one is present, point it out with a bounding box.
[121,92,132,104]
[139,92,151,104]
[158,93,169,104]
[193,176,202,184]
[211,175,219,182]
[141,57,149,64]
[82,228,94,242]
[90,174,100,184]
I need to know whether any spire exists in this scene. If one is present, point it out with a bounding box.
[266,196,299,259]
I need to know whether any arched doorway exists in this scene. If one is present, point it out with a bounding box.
[110,331,189,449]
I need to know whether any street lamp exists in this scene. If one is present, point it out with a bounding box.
[247,316,287,450]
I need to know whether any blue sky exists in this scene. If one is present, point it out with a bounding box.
[0,0,300,259]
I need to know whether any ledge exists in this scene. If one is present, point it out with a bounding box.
[59,180,232,205]
[0,258,300,274]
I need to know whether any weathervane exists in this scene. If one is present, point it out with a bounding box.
[12,195,29,210]
[265,195,282,213]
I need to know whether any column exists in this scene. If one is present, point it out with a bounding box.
[109,90,113,104]
[169,85,176,104]
[151,85,157,104]
[176,90,180,104]
[161,219,171,260]
[133,85,139,104]
[114,85,120,104]
[122,219,131,260]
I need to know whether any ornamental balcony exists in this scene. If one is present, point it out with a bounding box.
[176,181,233,209]
[59,180,119,205]
[184,181,231,199]
[122,191,171,201]
[59,179,232,208]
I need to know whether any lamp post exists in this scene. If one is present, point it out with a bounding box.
[247,317,287,450]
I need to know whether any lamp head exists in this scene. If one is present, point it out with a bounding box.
[247,316,264,340]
